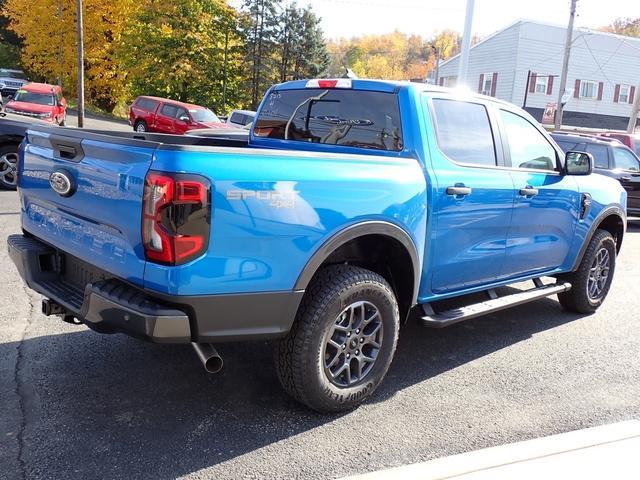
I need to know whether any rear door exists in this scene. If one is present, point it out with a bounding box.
[155,103,178,134]
[426,96,515,293]
[497,108,578,277]
[20,127,156,285]
[611,146,640,212]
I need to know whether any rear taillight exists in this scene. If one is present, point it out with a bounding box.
[142,171,211,265]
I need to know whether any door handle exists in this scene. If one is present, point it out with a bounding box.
[519,186,539,197]
[446,185,472,196]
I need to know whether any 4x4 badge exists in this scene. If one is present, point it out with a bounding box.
[49,169,76,197]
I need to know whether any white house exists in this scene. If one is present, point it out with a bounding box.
[436,20,640,130]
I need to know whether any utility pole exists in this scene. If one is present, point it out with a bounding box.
[432,45,440,86]
[457,0,475,86]
[76,0,85,128]
[57,0,63,86]
[554,0,577,130]
[222,28,229,115]
[628,84,640,133]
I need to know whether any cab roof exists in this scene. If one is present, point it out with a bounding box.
[272,78,514,106]
[20,82,62,94]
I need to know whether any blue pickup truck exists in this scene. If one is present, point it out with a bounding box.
[9,79,627,412]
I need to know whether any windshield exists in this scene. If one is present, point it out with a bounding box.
[0,70,26,80]
[190,109,220,123]
[254,89,404,151]
[12,90,55,106]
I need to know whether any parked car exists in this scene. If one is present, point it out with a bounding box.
[11,80,626,412]
[0,112,52,189]
[552,132,640,216]
[598,132,640,157]
[0,69,28,98]
[129,96,228,134]
[226,109,256,128]
[4,83,67,125]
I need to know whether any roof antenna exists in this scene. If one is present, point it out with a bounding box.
[343,68,358,79]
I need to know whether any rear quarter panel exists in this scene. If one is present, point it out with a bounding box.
[145,147,427,295]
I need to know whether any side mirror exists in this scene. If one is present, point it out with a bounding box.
[565,151,593,176]
[179,115,190,123]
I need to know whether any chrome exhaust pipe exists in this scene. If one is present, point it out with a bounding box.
[192,342,223,373]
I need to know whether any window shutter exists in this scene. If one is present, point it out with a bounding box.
[439,77,444,86]
[529,73,537,93]
[630,86,636,105]
[546,76,554,95]
[597,82,604,101]
[574,79,581,98]
[491,72,498,97]
[478,74,484,93]
[614,84,620,103]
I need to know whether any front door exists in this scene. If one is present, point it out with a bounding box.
[497,108,579,278]
[611,146,640,213]
[426,97,515,294]
[156,104,178,133]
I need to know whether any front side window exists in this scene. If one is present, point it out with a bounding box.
[254,89,404,151]
[500,110,556,171]
[190,109,220,122]
[613,147,640,171]
[585,143,610,169]
[535,76,548,94]
[580,81,597,99]
[554,139,586,153]
[431,98,497,166]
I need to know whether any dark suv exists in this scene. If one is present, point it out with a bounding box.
[552,132,640,216]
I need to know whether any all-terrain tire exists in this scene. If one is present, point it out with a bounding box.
[134,120,147,132]
[557,229,616,314]
[274,265,400,413]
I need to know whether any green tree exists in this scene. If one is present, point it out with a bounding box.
[120,0,244,113]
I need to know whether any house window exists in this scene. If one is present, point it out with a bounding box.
[481,73,494,96]
[579,80,598,99]
[619,84,631,103]
[442,76,457,88]
[535,76,548,94]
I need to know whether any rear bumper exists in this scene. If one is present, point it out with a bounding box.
[8,234,304,343]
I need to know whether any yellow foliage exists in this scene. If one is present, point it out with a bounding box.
[3,0,139,109]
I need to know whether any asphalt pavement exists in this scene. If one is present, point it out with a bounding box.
[1,185,639,479]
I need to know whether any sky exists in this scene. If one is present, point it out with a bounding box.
[297,0,640,39]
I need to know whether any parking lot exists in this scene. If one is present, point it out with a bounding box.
[0,179,638,479]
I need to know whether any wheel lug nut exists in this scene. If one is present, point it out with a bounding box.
[342,344,346,350]
[355,350,359,355]
[346,353,350,358]
[360,338,364,343]
[347,332,351,337]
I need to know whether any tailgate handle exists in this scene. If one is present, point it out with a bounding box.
[52,139,84,162]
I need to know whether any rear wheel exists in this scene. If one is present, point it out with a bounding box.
[134,120,147,133]
[0,144,19,190]
[557,229,616,313]
[274,265,399,412]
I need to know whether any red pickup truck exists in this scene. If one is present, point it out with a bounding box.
[129,96,228,134]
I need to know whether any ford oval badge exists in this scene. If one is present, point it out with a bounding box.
[49,170,75,197]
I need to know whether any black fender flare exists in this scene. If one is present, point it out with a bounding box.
[294,220,421,305]
[571,205,626,271]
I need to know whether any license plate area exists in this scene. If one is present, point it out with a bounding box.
[61,253,111,291]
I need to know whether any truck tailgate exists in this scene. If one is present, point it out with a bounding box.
[19,127,157,285]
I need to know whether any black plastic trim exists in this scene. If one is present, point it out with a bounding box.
[8,233,304,343]
[571,205,626,271]
[294,220,421,304]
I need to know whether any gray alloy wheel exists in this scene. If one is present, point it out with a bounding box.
[0,148,18,189]
[586,247,611,301]
[135,121,147,133]
[322,300,384,387]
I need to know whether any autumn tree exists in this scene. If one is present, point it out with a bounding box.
[601,17,640,37]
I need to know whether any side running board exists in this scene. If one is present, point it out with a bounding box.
[421,282,572,328]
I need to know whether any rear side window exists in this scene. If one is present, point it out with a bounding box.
[254,89,404,151]
[585,143,610,169]
[431,99,496,166]
[230,113,244,124]
[160,104,179,118]
[136,98,158,112]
